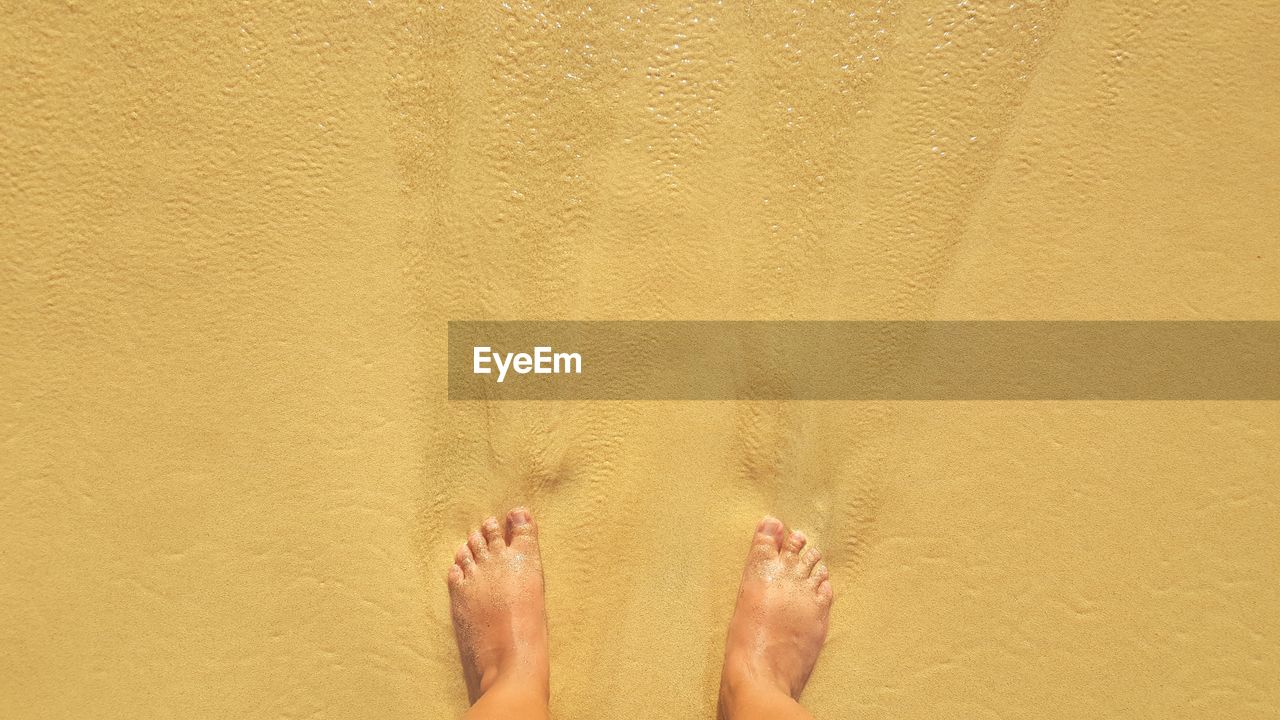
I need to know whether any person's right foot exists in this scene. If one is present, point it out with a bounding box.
[720,516,833,716]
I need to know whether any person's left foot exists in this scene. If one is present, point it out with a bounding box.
[447,508,549,704]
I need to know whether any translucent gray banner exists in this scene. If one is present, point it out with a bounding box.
[448,321,1280,400]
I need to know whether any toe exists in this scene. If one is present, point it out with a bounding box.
[752,516,786,555]
[447,563,464,587]
[782,530,807,557]
[467,530,489,561]
[481,516,504,550]
[505,507,539,549]
[817,579,834,605]
[800,546,822,576]
[455,544,475,575]
[811,561,830,586]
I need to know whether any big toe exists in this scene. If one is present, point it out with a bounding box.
[751,516,786,557]
[505,507,539,551]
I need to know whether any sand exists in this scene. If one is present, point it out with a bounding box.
[1,2,1277,718]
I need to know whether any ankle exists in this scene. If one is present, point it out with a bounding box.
[719,663,796,720]
[468,675,549,720]
[478,667,550,706]
[719,682,803,720]
[721,648,793,699]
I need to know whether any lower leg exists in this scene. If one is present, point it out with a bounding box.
[719,516,833,720]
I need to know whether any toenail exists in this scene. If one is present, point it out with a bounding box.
[509,508,531,525]
[759,516,782,532]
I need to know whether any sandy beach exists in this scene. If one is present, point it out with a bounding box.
[2,2,1277,718]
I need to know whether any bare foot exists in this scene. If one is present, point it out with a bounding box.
[447,508,549,710]
[720,516,833,719]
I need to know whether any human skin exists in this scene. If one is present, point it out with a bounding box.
[446,511,830,720]
[447,508,550,720]
[718,516,833,720]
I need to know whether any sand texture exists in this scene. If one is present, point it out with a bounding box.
[2,1,1278,718]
